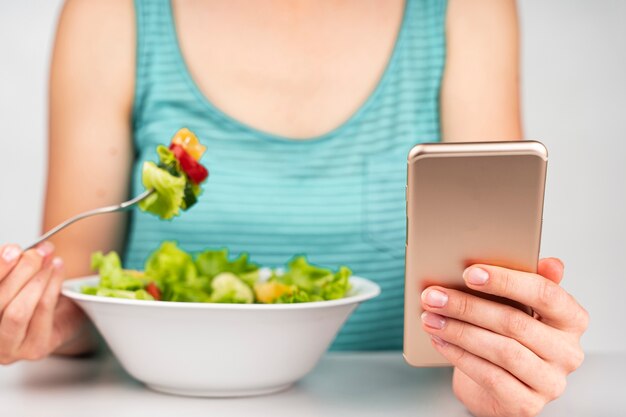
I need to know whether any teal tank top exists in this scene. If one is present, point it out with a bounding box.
[126,0,446,350]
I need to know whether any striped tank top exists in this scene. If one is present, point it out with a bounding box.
[126,0,447,350]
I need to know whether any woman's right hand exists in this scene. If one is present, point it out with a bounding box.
[0,242,88,364]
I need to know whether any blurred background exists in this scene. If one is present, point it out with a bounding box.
[0,0,624,353]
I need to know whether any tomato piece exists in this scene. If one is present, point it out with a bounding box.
[146,282,161,301]
[169,144,209,184]
[171,128,206,161]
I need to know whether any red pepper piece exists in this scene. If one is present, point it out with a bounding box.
[146,282,162,301]
[169,144,209,184]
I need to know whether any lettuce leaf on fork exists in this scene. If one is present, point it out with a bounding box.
[138,160,186,220]
[138,129,208,220]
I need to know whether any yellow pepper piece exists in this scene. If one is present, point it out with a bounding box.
[254,282,292,304]
[125,269,145,279]
[171,128,206,161]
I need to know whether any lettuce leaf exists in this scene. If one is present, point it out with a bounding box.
[145,241,211,301]
[156,145,180,175]
[269,256,351,302]
[145,241,197,283]
[275,288,321,304]
[194,249,229,279]
[210,273,254,304]
[195,249,259,286]
[84,244,351,304]
[91,251,146,291]
[166,282,211,302]
[138,161,186,220]
[96,288,155,300]
[155,145,201,210]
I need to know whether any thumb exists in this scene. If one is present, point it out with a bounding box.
[538,257,565,285]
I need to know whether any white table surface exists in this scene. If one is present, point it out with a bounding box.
[1,351,624,417]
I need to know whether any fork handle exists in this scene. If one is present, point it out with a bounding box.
[25,189,154,251]
[26,206,121,251]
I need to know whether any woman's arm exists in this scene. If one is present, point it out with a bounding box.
[46,0,135,276]
[441,0,523,142]
[44,0,135,356]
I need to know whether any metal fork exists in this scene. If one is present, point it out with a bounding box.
[25,189,155,250]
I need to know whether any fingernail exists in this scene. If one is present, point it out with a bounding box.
[52,257,64,269]
[2,245,21,263]
[430,335,447,347]
[464,267,489,285]
[421,311,446,330]
[422,289,448,308]
[36,241,54,257]
[554,258,565,270]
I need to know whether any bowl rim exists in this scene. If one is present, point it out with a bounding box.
[62,275,381,310]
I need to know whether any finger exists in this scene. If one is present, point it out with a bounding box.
[0,242,54,308]
[20,257,66,357]
[0,244,22,282]
[0,242,54,311]
[451,368,497,417]
[421,286,563,361]
[428,336,540,415]
[538,258,565,285]
[462,264,586,332]
[421,312,565,397]
[0,264,53,358]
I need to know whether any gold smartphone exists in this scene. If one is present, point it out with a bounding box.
[403,141,548,367]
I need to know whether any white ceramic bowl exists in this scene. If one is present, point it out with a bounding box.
[62,276,380,397]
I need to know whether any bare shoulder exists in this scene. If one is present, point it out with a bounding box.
[52,0,135,112]
[57,0,135,49]
[441,0,522,142]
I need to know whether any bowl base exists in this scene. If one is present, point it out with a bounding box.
[145,382,294,398]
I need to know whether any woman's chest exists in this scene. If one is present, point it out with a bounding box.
[129,126,416,267]
[172,0,405,138]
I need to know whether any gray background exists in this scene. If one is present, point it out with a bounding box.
[0,1,624,353]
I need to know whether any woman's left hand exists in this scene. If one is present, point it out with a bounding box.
[420,258,589,417]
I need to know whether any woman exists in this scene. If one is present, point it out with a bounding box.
[0,0,588,416]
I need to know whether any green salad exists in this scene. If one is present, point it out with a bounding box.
[139,128,209,220]
[82,242,352,304]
